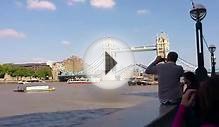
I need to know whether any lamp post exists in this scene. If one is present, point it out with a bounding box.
[209,44,216,77]
[190,3,208,80]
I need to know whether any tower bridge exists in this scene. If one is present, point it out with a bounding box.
[110,32,169,59]
[58,32,197,81]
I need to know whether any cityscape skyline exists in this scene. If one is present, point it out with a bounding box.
[0,0,218,70]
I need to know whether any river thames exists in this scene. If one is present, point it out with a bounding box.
[0,82,158,127]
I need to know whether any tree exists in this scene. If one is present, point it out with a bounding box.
[35,67,52,79]
[0,64,52,80]
[0,65,5,78]
[2,64,16,77]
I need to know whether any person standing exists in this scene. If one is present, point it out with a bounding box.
[172,76,219,127]
[145,52,184,105]
[182,71,200,127]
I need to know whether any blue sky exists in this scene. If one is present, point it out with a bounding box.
[0,0,218,70]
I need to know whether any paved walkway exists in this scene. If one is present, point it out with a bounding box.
[81,97,176,127]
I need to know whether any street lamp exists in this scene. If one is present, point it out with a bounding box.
[190,3,208,80]
[190,4,207,21]
[209,44,216,77]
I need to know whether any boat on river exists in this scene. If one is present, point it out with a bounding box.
[67,77,100,84]
[14,83,55,92]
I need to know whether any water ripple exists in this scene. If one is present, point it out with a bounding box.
[0,108,121,127]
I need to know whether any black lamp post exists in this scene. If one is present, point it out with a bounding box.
[190,4,208,80]
[209,44,216,77]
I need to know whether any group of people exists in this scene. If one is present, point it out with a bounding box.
[145,52,219,127]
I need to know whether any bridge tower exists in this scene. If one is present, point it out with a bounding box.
[110,32,169,79]
[156,32,169,58]
[103,37,117,80]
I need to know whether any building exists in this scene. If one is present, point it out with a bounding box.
[50,55,85,81]
[62,55,84,72]
[51,62,64,81]
[15,63,50,70]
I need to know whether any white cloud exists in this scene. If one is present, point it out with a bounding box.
[67,0,86,6]
[0,29,26,39]
[27,0,56,11]
[61,40,71,45]
[137,9,150,15]
[90,0,115,9]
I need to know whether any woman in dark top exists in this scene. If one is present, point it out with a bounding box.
[182,71,200,127]
[183,71,199,92]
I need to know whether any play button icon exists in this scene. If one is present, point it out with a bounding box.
[105,52,117,75]
[84,37,135,89]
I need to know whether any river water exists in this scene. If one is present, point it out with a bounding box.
[0,82,158,127]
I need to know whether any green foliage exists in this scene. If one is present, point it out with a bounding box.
[0,64,52,79]
[34,67,52,79]
[0,65,5,78]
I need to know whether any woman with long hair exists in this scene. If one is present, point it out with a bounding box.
[183,71,199,91]
[182,71,200,127]
[172,76,219,127]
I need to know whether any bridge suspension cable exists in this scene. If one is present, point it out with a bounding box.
[202,35,210,52]
[85,53,104,70]
[87,59,103,74]
[178,57,197,70]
